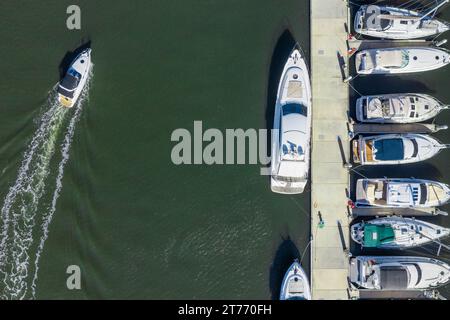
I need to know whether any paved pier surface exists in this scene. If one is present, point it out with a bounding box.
[310,0,351,300]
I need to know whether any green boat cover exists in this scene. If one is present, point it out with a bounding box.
[363,224,395,247]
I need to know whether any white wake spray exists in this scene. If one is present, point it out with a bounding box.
[31,68,92,298]
[0,67,93,299]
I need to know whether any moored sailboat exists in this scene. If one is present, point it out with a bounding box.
[354,1,450,40]
[351,217,450,249]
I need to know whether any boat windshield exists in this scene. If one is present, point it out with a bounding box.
[379,266,409,290]
[373,138,404,161]
[59,68,81,90]
[282,103,307,117]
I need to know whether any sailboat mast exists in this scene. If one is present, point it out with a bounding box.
[420,0,449,21]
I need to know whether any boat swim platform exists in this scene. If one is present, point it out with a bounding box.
[310,0,352,300]
[350,123,448,135]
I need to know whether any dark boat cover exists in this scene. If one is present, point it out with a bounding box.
[374,138,404,161]
[380,266,408,289]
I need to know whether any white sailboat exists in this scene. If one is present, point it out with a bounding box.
[271,46,312,194]
[352,134,449,165]
[58,48,92,108]
[350,256,450,290]
[279,260,311,300]
[354,1,450,39]
[356,93,449,123]
[355,47,450,74]
[351,217,450,249]
[355,178,450,208]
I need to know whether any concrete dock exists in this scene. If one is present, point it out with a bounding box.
[310,0,351,300]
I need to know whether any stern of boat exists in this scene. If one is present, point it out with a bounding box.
[58,94,74,108]
[271,176,307,195]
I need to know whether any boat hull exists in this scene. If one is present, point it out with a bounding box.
[352,134,445,165]
[58,48,92,108]
[350,256,450,290]
[355,178,450,208]
[270,46,311,194]
[355,47,450,75]
[354,5,450,40]
[355,93,445,123]
[351,217,450,249]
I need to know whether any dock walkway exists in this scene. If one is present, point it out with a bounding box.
[310,0,351,300]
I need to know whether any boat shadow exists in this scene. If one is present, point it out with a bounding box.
[264,30,297,180]
[58,40,92,80]
[269,236,300,300]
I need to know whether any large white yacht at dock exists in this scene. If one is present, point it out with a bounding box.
[271,46,311,194]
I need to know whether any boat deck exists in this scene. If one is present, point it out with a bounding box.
[310,0,351,300]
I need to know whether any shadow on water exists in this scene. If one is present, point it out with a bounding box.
[265,30,296,150]
[269,236,300,300]
[58,40,92,79]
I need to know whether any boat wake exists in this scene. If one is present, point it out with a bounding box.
[0,67,93,299]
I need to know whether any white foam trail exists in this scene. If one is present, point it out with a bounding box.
[0,101,67,299]
[0,66,93,299]
[31,67,93,298]
[0,89,60,265]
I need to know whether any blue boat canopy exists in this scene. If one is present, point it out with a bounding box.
[374,138,404,161]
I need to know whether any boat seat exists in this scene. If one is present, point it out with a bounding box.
[288,277,304,294]
[365,141,374,161]
[287,81,303,99]
[366,184,376,203]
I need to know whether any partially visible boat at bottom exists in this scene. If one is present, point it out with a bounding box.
[279,259,311,300]
[350,256,450,290]
[351,217,450,249]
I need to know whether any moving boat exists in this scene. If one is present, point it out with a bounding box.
[271,46,311,194]
[356,93,449,123]
[58,48,92,108]
[352,134,449,165]
[354,1,450,40]
[349,256,450,290]
[355,47,450,74]
[279,260,311,300]
[351,217,450,249]
[355,178,450,208]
